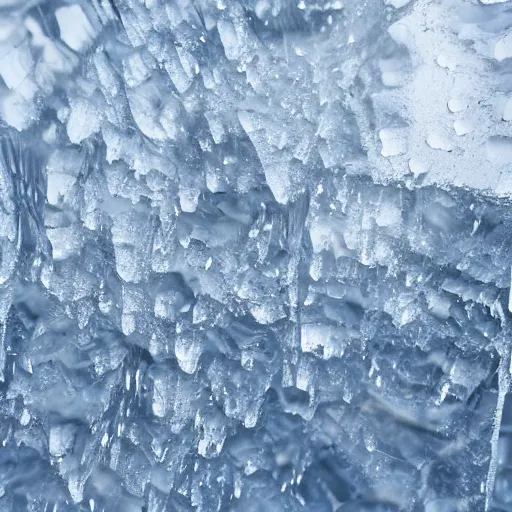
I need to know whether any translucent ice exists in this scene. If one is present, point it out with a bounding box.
[1,0,512,511]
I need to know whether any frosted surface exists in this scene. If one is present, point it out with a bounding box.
[1,0,512,511]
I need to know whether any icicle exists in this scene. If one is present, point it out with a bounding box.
[508,266,512,314]
[485,344,511,510]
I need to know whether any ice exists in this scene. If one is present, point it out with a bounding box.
[67,98,101,144]
[426,131,454,152]
[1,0,512,510]
[494,31,512,62]
[55,5,96,53]
[1,92,35,131]
[301,323,348,360]
[453,119,473,137]
[379,128,408,157]
[447,98,468,114]
[49,423,77,458]
[486,344,511,510]
[502,98,512,121]
[0,40,33,90]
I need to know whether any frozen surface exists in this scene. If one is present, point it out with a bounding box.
[1,0,512,511]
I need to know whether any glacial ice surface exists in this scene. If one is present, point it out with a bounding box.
[1,0,512,511]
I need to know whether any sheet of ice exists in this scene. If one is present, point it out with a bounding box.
[0,0,511,511]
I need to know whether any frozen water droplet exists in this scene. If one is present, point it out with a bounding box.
[427,131,453,151]
[447,98,467,113]
[409,157,427,175]
[453,119,472,136]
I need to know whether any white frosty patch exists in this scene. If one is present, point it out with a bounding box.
[494,32,512,62]
[56,5,96,52]
[379,128,408,157]
[426,131,454,152]
[0,41,33,90]
[453,119,472,136]
[67,98,101,144]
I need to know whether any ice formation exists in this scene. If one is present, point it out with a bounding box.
[1,0,512,511]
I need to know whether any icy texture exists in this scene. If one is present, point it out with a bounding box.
[1,0,512,511]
